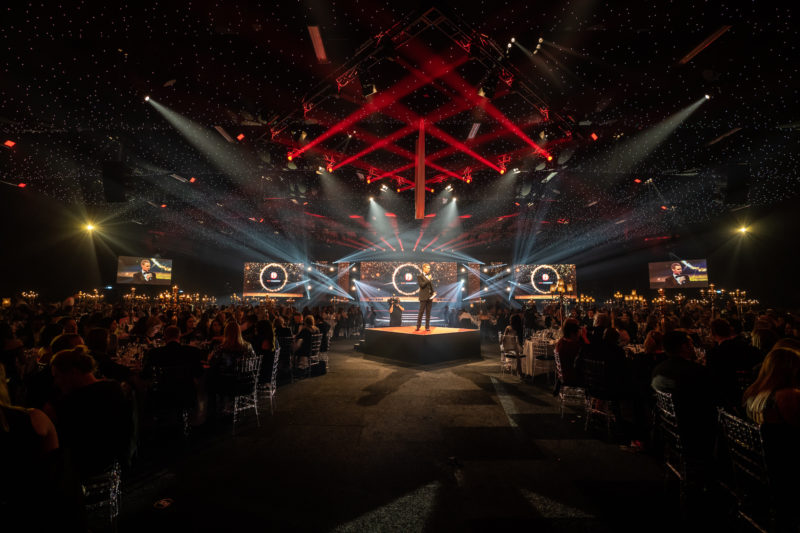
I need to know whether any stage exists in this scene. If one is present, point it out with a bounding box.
[359,326,481,365]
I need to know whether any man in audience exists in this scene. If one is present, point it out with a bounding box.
[49,347,131,478]
[141,325,203,411]
[706,318,762,408]
[651,331,716,461]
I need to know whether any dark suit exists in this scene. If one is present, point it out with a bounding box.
[416,273,434,329]
[132,270,156,283]
[663,273,687,288]
[142,341,203,409]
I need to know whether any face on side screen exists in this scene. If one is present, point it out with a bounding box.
[422,264,430,275]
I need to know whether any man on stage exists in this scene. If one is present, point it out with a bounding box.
[416,263,435,331]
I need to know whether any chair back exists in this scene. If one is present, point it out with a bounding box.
[84,460,121,527]
[654,390,682,448]
[320,330,331,352]
[718,408,770,486]
[270,346,280,390]
[532,338,550,358]
[553,349,565,382]
[500,334,520,354]
[309,333,323,357]
[235,353,261,377]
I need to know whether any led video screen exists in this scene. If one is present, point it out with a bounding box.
[116,256,173,285]
[243,262,306,297]
[649,259,709,289]
[358,261,459,302]
[513,264,578,300]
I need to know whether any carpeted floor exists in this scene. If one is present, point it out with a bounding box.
[117,338,710,532]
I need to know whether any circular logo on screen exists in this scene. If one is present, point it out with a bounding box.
[392,263,422,296]
[259,263,288,292]
[530,265,560,294]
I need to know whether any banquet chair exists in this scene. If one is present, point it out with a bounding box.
[277,336,295,381]
[305,333,324,377]
[531,338,555,384]
[553,349,585,418]
[499,334,523,376]
[258,346,281,415]
[84,460,121,531]
[718,409,774,532]
[319,329,332,371]
[225,353,262,435]
[582,359,617,439]
[148,364,193,439]
[654,390,686,482]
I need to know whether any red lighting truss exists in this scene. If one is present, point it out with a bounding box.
[324,154,336,172]
[497,154,512,174]
[270,8,570,199]
[499,68,513,87]
[335,67,359,92]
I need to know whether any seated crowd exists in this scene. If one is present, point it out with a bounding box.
[0,297,345,527]
[1,293,799,527]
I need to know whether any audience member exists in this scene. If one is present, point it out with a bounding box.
[49,347,132,478]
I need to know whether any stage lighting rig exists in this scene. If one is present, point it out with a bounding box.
[478,67,499,99]
[361,71,377,98]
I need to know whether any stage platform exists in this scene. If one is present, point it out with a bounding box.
[359,326,481,365]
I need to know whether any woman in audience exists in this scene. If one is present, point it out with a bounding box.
[207,317,225,347]
[206,322,257,413]
[180,314,204,344]
[742,347,800,527]
[555,319,583,387]
[501,314,524,376]
[743,348,800,426]
[750,327,779,358]
[207,321,257,374]
[293,315,319,371]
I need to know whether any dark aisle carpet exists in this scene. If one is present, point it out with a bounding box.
[117,338,712,532]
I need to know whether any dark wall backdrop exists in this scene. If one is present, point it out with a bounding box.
[2,187,797,307]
